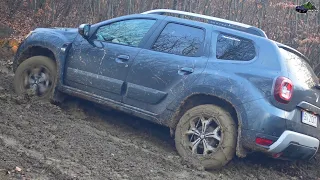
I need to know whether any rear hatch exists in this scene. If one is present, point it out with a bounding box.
[279,46,320,138]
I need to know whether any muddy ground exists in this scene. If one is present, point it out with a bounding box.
[0,50,320,180]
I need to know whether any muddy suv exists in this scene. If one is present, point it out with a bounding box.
[13,9,320,169]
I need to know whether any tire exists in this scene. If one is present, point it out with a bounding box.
[175,104,237,170]
[13,56,57,100]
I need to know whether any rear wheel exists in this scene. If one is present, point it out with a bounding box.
[13,56,57,100]
[175,104,237,170]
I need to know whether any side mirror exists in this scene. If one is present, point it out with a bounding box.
[78,24,91,39]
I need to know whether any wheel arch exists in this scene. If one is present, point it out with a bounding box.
[169,93,248,158]
[170,94,239,128]
[13,44,67,103]
[14,46,57,73]
[13,31,73,86]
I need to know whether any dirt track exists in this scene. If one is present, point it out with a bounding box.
[0,51,320,180]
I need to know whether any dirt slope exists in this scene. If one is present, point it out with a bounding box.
[0,52,319,180]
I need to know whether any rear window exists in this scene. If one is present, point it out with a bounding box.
[280,48,318,88]
[216,34,256,61]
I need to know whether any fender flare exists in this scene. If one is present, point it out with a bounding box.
[166,85,249,157]
[13,32,73,87]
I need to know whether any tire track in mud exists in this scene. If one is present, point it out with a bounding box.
[0,134,79,180]
[0,75,215,179]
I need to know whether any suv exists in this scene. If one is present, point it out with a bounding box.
[13,9,320,169]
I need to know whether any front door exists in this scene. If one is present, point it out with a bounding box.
[64,18,157,102]
[123,22,210,114]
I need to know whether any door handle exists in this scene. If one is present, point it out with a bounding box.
[116,55,130,63]
[178,67,194,75]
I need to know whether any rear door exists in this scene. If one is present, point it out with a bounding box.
[279,48,319,107]
[64,18,159,102]
[279,48,320,131]
[123,21,210,114]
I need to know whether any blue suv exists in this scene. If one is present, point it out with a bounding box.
[13,9,320,169]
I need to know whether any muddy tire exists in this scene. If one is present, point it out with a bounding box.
[175,104,237,170]
[13,56,57,100]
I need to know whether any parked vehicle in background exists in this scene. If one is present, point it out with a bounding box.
[12,9,320,169]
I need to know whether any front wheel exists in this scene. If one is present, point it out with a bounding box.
[13,56,57,100]
[175,104,237,170]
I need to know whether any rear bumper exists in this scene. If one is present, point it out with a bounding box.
[239,98,320,159]
[268,130,319,160]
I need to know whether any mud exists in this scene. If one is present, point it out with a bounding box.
[0,50,320,180]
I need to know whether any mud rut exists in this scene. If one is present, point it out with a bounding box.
[0,55,319,180]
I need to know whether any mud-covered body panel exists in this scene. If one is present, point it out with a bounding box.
[162,30,284,126]
[13,27,78,88]
[13,13,320,159]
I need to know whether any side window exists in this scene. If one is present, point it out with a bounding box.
[216,34,256,61]
[152,23,205,57]
[94,19,156,47]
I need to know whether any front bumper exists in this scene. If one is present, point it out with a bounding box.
[268,130,319,160]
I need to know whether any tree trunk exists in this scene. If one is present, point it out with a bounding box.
[173,0,178,10]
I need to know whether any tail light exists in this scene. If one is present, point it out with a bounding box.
[272,152,283,159]
[274,76,293,104]
[256,137,274,146]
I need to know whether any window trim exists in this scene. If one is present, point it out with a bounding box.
[215,32,258,62]
[148,21,206,57]
[211,32,259,64]
[90,17,158,48]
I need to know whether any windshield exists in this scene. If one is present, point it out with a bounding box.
[279,48,318,88]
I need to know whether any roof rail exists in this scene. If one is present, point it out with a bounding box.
[142,9,267,38]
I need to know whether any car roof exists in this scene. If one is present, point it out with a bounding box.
[158,15,215,29]
[142,9,268,38]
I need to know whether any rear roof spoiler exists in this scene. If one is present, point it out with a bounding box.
[276,42,310,61]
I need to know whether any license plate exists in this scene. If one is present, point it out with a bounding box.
[302,111,318,128]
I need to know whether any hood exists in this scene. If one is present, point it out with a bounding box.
[33,27,78,42]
